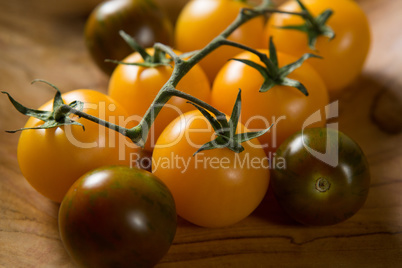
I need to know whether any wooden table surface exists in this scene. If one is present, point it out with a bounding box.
[1,0,402,267]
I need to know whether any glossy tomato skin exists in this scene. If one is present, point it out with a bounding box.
[108,48,211,152]
[17,90,138,203]
[59,166,177,267]
[152,110,270,228]
[175,0,265,81]
[211,49,329,155]
[263,0,371,96]
[85,0,173,75]
[154,0,189,25]
[272,128,371,226]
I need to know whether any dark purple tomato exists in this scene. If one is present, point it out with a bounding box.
[58,166,177,267]
[84,0,174,75]
[272,128,371,226]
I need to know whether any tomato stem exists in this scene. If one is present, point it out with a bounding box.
[60,104,129,137]
[167,88,224,117]
[315,177,331,193]
[5,2,309,150]
[156,6,305,86]
[117,4,308,146]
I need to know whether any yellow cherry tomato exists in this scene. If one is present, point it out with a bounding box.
[211,49,329,154]
[175,0,265,82]
[152,110,270,228]
[17,90,138,202]
[108,48,211,152]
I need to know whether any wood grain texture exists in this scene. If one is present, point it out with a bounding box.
[1,0,401,267]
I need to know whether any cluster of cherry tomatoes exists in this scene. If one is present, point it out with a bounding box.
[12,0,372,267]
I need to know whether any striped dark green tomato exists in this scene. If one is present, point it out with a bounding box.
[272,128,371,226]
[84,0,173,75]
[58,166,177,267]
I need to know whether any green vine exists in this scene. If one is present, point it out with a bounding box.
[3,0,332,155]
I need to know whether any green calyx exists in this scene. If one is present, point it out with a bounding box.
[189,90,272,155]
[2,80,84,133]
[231,37,320,96]
[278,0,335,50]
[106,31,172,68]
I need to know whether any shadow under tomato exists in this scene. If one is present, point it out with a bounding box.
[251,184,300,226]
